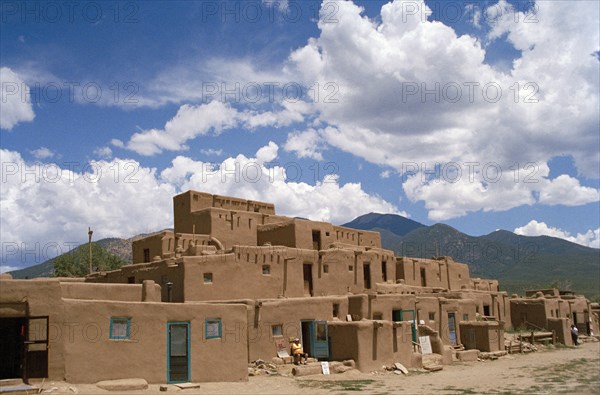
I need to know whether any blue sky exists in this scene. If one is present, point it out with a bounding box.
[1,0,599,270]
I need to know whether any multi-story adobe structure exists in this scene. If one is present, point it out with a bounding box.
[510,288,599,344]
[1,190,594,385]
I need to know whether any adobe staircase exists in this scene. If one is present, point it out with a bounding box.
[0,379,38,395]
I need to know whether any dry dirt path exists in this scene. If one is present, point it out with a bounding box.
[37,342,600,394]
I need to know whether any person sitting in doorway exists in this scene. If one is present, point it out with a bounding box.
[291,338,309,365]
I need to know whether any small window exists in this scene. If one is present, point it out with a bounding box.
[143,248,150,262]
[205,318,222,339]
[325,232,330,236]
[127,276,135,284]
[333,303,340,318]
[429,312,435,321]
[458,274,462,279]
[373,312,383,320]
[463,314,469,321]
[262,265,271,275]
[271,324,283,337]
[110,317,130,340]
[204,273,213,284]
[323,264,329,274]
[348,265,353,271]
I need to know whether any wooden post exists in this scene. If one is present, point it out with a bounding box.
[88,227,93,274]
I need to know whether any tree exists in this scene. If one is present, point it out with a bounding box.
[53,243,126,277]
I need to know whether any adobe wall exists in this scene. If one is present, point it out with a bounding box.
[243,296,349,362]
[181,245,398,301]
[369,294,418,321]
[511,295,592,334]
[173,191,275,219]
[396,257,470,290]
[471,278,500,292]
[132,231,175,264]
[89,260,185,302]
[510,298,548,329]
[182,249,311,300]
[420,297,477,346]
[451,291,511,323]
[184,209,264,248]
[292,219,336,250]
[257,221,297,248]
[546,318,573,346]
[563,296,593,334]
[0,279,66,380]
[61,299,248,383]
[328,322,359,362]
[333,226,382,248]
[173,191,274,242]
[459,321,504,352]
[329,321,410,372]
[256,220,382,251]
[525,288,560,297]
[60,282,161,302]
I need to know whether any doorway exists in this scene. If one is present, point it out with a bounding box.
[363,263,371,289]
[303,264,314,296]
[312,231,321,250]
[301,320,329,359]
[483,305,490,317]
[167,322,190,383]
[0,316,48,381]
[448,313,457,345]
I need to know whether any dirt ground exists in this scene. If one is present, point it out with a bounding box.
[29,342,600,394]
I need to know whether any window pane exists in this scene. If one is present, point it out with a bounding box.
[170,325,188,356]
[206,319,221,338]
[111,318,129,339]
[272,325,283,337]
[316,323,327,341]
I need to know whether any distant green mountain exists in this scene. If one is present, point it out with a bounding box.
[343,213,426,237]
[9,238,132,279]
[343,214,600,301]
[8,230,172,279]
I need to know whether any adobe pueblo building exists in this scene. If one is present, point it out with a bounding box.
[1,190,598,385]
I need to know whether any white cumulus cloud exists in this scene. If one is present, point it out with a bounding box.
[1,145,404,267]
[284,128,329,160]
[515,220,600,248]
[123,101,306,156]
[0,67,35,130]
[29,147,56,159]
[281,0,599,219]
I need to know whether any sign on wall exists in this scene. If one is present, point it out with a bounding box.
[419,336,433,355]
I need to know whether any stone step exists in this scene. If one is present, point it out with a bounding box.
[0,380,23,388]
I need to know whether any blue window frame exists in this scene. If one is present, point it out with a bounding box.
[110,317,131,340]
[205,318,222,339]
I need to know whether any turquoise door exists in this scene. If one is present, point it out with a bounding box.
[167,322,190,383]
[309,321,329,359]
[448,313,457,345]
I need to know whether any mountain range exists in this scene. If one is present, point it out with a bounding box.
[8,215,599,301]
[343,214,600,300]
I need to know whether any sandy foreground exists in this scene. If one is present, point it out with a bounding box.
[27,342,599,395]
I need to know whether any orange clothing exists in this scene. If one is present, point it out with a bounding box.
[291,342,304,355]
